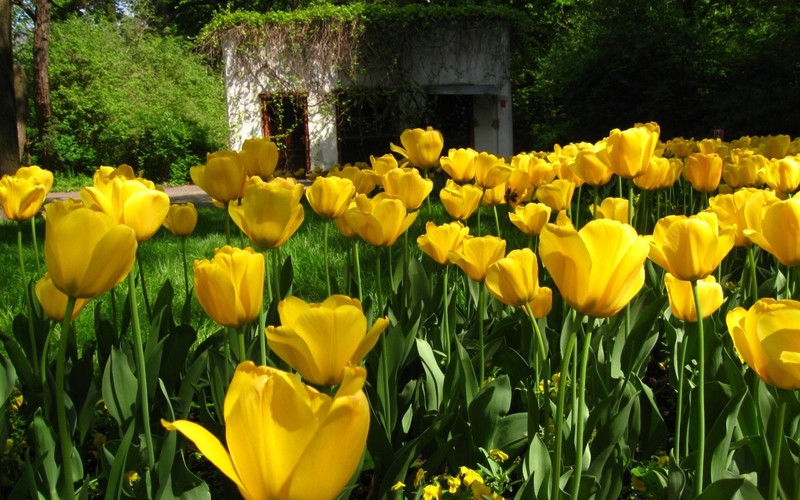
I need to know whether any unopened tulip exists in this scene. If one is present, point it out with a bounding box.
[758,134,791,160]
[539,218,649,317]
[683,153,723,192]
[44,200,137,298]
[599,125,659,178]
[647,212,735,281]
[440,180,483,221]
[509,203,551,237]
[665,273,723,322]
[15,165,54,193]
[346,193,417,247]
[485,248,541,306]
[526,156,557,187]
[727,299,800,389]
[390,126,444,170]
[667,137,696,158]
[481,183,506,207]
[194,246,264,328]
[35,273,91,321]
[162,203,198,237]
[267,295,389,385]
[634,157,682,190]
[370,154,398,177]
[440,148,478,182]
[190,151,247,203]
[723,152,765,188]
[417,221,470,265]
[163,362,370,500]
[527,286,553,318]
[383,168,433,210]
[707,188,775,246]
[571,147,613,187]
[241,138,278,179]
[449,235,506,283]
[305,176,356,219]
[229,178,304,249]
[329,165,379,195]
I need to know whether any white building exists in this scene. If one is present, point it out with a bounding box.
[219,11,513,172]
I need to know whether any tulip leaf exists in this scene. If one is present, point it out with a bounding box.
[1,329,36,392]
[694,477,744,500]
[522,434,552,497]
[707,386,745,483]
[454,333,479,405]
[416,338,444,411]
[102,347,138,427]
[279,254,294,298]
[103,420,136,500]
[30,408,59,499]
[0,353,16,405]
[94,305,119,375]
[468,375,511,450]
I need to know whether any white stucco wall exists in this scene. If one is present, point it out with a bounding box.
[222,20,512,162]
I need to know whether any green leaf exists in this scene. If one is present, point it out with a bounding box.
[280,254,294,298]
[103,420,136,500]
[102,347,138,427]
[468,375,511,449]
[30,409,59,499]
[416,338,444,411]
[707,387,746,483]
[695,477,745,500]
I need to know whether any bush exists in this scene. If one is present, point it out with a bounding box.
[26,16,228,183]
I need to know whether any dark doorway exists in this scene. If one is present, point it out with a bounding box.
[260,92,310,174]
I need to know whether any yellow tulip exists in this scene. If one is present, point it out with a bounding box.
[241,138,278,179]
[539,218,649,317]
[505,166,534,207]
[707,188,775,246]
[744,197,800,266]
[229,179,305,249]
[370,153,399,177]
[449,235,506,283]
[305,176,355,219]
[35,273,91,321]
[93,164,135,187]
[667,137,696,158]
[647,212,735,281]
[267,295,389,385]
[162,202,198,237]
[328,165,379,195]
[44,200,137,298]
[382,167,434,210]
[509,202,551,236]
[599,125,659,178]
[759,156,800,196]
[723,151,765,188]
[334,201,357,238]
[485,248,541,306]
[664,273,723,322]
[345,193,418,247]
[80,176,171,242]
[571,147,613,187]
[634,157,683,190]
[15,165,53,192]
[527,286,553,319]
[535,179,575,212]
[439,180,483,221]
[481,183,506,207]
[757,134,791,159]
[440,148,478,182]
[697,138,728,156]
[525,156,557,188]
[417,221,470,265]
[683,153,723,192]
[194,246,264,328]
[727,299,800,389]
[163,362,370,500]
[474,152,512,190]
[0,174,47,221]
[390,126,444,169]
[591,197,630,223]
[190,151,247,202]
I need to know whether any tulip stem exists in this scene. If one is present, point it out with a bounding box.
[258,305,267,366]
[354,241,363,302]
[17,223,38,364]
[442,265,450,358]
[574,185,582,228]
[324,223,331,296]
[55,296,77,500]
[552,329,577,500]
[628,183,634,227]
[376,248,383,315]
[263,250,273,304]
[675,332,689,462]
[493,206,501,237]
[571,322,593,500]
[747,247,758,306]
[769,395,788,500]
[224,201,231,246]
[128,268,156,471]
[236,327,247,363]
[478,282,486,384]
[137,254,152,321]
[181,237,190,301]
[692,280,706,496]
[271,249,280,300]
[524,303,550,444]
[30,216,42,276]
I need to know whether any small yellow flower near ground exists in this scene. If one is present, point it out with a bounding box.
[391,481,406,491]
[423,483,442,500]
[489,449,509,462]
[125,471,140,487]
[414,468,426,487]
[4,438,13,455]
[460,466,484,486]
[447,475,461,493]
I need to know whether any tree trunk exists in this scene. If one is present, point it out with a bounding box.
[15,64,28,163]
[0,0,19,175]
[34,0,54,169]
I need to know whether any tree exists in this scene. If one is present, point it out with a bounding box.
[1,0,19,174]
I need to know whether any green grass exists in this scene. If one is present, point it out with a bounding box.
[51,171,93,192]
[0,196,528,345]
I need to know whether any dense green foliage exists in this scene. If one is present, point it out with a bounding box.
[16,15,228,183]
